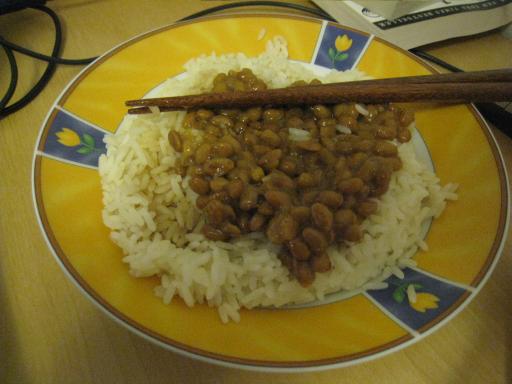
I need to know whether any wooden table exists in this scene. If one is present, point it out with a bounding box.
[1,1,511,383]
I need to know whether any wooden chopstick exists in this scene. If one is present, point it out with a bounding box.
[126,69,512,114]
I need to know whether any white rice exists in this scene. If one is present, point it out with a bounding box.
[336,124,352,134]
[288,128,311,141]
[355,103,369,116]
[257,28,266,41]
[99,37,457,323]
[148,106,160,114]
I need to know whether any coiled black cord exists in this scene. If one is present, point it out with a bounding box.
[1,5,63,118]
[410,49,463,72]
[179,0,335,22]
[0,35,97,65]
[0,45,17,110]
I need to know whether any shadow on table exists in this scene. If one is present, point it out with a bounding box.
[492,127,512,383]
[507,317,511,384]
[0,260,30,383]
[66,300,350,384]
[505,250,512,384]
[126,335,337,384]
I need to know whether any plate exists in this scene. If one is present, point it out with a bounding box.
[32,14,509,371]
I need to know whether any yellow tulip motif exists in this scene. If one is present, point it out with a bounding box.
[410,293,440,313]
[328,34,353,66]
[391,282,441,314]
[55,128,99,154]
[56,128,80,147]
[335,35,353,52]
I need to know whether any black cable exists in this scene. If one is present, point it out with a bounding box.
[178,1,336,22]
[410,49,464,73]
[0,45,18,110]
[0,4,60,118]
[410,49,512,134]
[0,35,97,65]
[474,102,512,133]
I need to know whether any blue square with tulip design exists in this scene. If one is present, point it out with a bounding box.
[367,268,468,332]
[314,25,371,71]
[42,109,108,168]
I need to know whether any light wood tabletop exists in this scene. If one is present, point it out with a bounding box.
[0,1,511,383]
